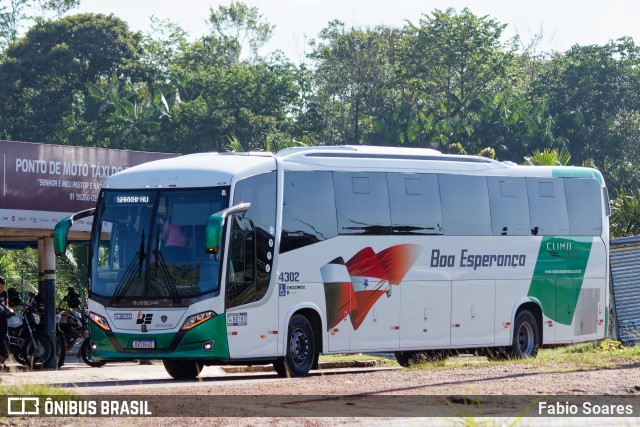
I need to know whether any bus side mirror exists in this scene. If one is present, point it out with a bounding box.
[53,218,72,256]
[205,214,224,254]
[205,202,252,254]
[53,208,96,256]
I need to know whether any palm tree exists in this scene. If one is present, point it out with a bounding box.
[523,147,571,166]
[610,188,640,238]
[226,135,309,153]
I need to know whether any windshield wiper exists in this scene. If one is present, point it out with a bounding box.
[152,249,182,304]
[151,225,182,304]
[111,230,146,304]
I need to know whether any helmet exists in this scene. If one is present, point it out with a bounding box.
[7,288,21,307]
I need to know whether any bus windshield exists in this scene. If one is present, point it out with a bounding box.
[90,188,228,303]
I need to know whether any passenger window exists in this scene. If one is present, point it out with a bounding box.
[564,178,602,236]
[439,174,492,235]
[526,178,569,235]
[281,171,338,253]
[488,177,531,236]
[388,173,443,234]
[333,172,392,235]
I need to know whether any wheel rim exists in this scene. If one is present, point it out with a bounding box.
[289,328,309,365]
[30,341,44,359]
[27,340,46,364]
[517,321,535,355]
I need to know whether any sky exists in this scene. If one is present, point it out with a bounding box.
[76,0,640,61]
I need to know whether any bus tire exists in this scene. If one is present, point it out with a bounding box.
[276,314,316,378]
[396,350,448,367]
[80,339,107,367]
[509,310,540,358]
[486,346,510,361]
[272,357,288,377]
[422,350,449,362]
[394,351,417,367]
[163,360,203,380]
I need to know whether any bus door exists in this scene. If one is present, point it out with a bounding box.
[224,171,278,358]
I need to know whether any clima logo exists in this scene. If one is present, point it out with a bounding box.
[7,397,40,415]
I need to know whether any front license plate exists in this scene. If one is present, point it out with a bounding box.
[227,312,247,326]
[132,339,155,349]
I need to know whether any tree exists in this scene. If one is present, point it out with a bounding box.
[523,147,571,166]
[207,1,273,62]
[86,74,169,150]
[0,0,79,50]
[138,16,190,88]
[402,8,514,107]
[398,8,519,152]
[0,247,39,295]
[309,21,401,145]
[531,38,640,175]
[0,13,144,145]
[610,188,640,238]
[152,51,301,154]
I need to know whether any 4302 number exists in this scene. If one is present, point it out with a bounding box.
[278,272,299,282]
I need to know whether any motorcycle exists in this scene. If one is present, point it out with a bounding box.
[59,287,106,367]
[31,292,66,369]
[2,289,54,370]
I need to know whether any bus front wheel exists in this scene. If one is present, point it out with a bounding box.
[273,314,316,378]
[163,360,203,380]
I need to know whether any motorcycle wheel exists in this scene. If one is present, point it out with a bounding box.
[12,349,27,366]
[22,332,54,370]
[80,339,107,367]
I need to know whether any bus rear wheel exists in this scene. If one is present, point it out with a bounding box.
[508,310,540,358]
[163,360,203,379]
[395,350,448,367]
[273,314,316,378]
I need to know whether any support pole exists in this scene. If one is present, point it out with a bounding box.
[37,239,44,296]
[42,237,57,369]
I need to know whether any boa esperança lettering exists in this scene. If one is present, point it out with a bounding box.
[430,249,526,270]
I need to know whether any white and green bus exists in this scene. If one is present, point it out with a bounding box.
[54,146,610,379]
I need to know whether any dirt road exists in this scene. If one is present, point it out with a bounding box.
[4,358,640,425]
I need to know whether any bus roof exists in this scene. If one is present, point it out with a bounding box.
[103,152,275,189]
[103,146,605,189]
[277,145,503,172]
[278,146,604,184]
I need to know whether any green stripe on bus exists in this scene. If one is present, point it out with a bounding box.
[90,313,230,359]
[527,237,593,325]
[551,167,604,185]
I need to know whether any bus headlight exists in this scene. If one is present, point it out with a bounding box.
[89,312,111,331]
[181,311,217,331]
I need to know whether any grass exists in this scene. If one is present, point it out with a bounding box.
[405,339,640,372]
[319,352,397,366]
[0,384,75,396]
[318,339,640,372]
